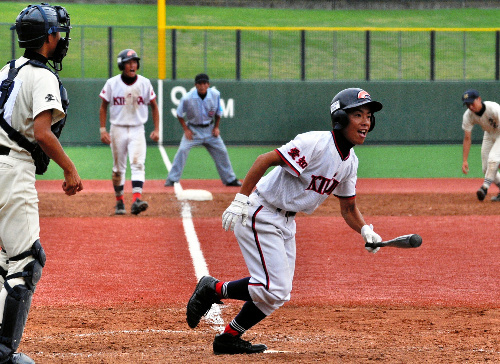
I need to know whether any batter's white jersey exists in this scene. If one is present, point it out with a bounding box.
[99,74,156,126]
[256,131,358,214]
[462,101,500,136]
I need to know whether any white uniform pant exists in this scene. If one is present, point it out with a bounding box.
[0,152,38,324]
[234,193,296,316]
[110,124,146,185]
[481,132,500,183]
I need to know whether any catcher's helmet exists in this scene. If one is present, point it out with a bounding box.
[11,3,71,50]
[330,88,383,132]
[117,49,140,71]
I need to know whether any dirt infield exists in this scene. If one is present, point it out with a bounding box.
[18,179,500,363]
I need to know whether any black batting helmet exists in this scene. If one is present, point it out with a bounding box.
[330,88,383,132]
[11,3,71,50]
[117,49,140,71]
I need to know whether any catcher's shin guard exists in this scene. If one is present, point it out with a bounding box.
[0,240,45,359]
[7,240,46,291]
[0,284,34,357]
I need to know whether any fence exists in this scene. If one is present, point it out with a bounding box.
[2,24,500,81]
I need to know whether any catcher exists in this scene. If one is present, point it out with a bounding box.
[0,4,82,363]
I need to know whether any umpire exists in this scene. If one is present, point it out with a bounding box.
[0,4,82,363]
[165,73,241,187]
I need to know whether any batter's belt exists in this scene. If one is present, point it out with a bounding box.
[253,190,296,218]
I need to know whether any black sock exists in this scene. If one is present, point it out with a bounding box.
[226,277,251,301]
[228,301,267,335]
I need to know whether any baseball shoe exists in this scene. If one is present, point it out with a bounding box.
[186,276,223,329]
[115,200,126,215]
[7,352,35,364]
[164,179,175,187]
[476,186,487,201]
[213,333,267,355]
[131,199,148,215]
[491,193,500,202]
[225,179,242,187]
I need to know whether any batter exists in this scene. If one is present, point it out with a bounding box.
[0,4,82,363]
[186,88,384,354]
[461,89,500,201]
[99,49,159,215]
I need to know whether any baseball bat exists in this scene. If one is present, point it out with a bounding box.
[365,234,422,249]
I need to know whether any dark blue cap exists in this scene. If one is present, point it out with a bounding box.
[195,73,209,83]
[462,89,480,105]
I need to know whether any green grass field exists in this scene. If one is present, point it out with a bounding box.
[0,3,487,180]
[37,144,483,181]
[2,4,500,80]
[2,4,500,27]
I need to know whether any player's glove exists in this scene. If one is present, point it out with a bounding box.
[222,193,249,231]
[361,224,381,254]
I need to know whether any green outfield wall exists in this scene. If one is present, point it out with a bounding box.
[61,80,491,146]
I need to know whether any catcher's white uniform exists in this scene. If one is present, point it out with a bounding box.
[0,56,65,357]
[0,56,64,281]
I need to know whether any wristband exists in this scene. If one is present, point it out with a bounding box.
[100,127,106,133]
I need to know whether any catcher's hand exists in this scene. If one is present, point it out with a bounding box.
[361,224,381,254]
[222,193,249,231]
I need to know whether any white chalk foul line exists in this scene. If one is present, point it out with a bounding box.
[159,145,224,331]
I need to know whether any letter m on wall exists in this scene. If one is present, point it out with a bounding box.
[221,98,234,118]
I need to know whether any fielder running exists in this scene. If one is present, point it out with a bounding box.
[461,89,500,201]
[99,49,159,215]
[186,88,384,354]
[0,4,82,363]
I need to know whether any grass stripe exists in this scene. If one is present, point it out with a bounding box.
[37,144,483,181]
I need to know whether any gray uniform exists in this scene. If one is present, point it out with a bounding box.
[167,87,237,184]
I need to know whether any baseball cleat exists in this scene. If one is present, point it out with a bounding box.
[115,200,126,215]
[226,179,242,187]
[476,186,487,201]
[164,179,175,187]
[7,352,35,364]
[131,199,148,215]
[491,193,500,202]
[186,276,223,329]
[213,333,267,355]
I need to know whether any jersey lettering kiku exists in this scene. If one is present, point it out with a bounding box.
[99,74,156,126]
[256,131,358,214]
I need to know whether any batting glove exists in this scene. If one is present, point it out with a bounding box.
[222,193,249,231]
[361,224,381,254]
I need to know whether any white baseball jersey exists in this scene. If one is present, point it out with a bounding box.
[0,57,64,151]
[99,74,156,126]
[462,101,500,135]
[256,130,358,214]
